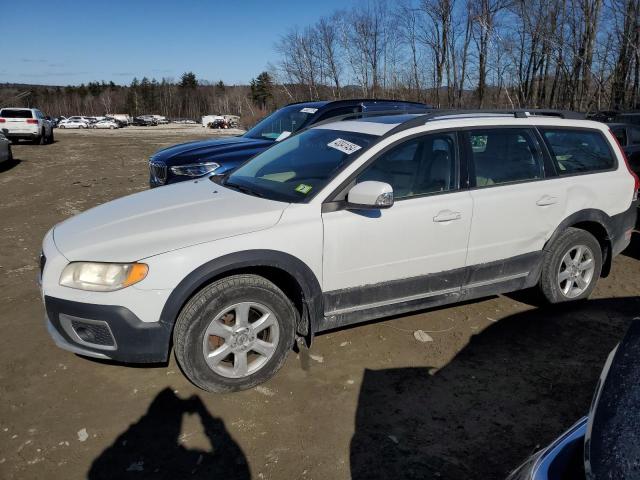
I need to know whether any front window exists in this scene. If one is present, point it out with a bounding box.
[244,105,320,140]
[356,132,458,199]
[225,128,376,203]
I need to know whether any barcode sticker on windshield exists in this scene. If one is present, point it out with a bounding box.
[327,138,362,155]
[300,107,318,114]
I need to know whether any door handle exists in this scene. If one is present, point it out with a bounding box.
[433,210,462,222]
[536,195,558,206]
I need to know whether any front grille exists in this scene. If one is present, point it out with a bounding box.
[70,319,116,347]
[149,161,168,185]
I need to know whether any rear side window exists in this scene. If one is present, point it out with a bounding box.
[541,129,615,175]
[467,128,544,187]
[0,109,33,118]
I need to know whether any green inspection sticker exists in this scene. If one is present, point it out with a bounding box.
[295,183,313,194]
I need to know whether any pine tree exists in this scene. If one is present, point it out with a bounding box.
[250,72,273,109]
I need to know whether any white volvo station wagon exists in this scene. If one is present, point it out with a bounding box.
[40,110,639,392]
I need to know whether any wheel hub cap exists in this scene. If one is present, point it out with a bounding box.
[230,328,256,352]
[557,244,595,298]
[201,301,280,379]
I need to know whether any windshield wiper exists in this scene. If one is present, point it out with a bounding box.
[223,180,264,198]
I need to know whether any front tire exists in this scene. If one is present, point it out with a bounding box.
[174,274,297,393]
[538,227,602,303]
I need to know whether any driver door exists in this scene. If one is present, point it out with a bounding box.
[321,131,473,321]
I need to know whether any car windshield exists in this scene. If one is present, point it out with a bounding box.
[0,109,33,118]
[244,105,320,140]
[225,128,376,203]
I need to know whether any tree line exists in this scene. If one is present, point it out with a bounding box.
[273,0,640,111]
[0,72,277,126]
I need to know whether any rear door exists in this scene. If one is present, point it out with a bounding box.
[464,127,565,284]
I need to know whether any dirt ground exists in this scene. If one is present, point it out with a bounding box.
[1,125,639,480]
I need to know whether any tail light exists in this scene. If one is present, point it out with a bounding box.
[26,119,38,124]
[0,118,5,123]
[610,128,639,201]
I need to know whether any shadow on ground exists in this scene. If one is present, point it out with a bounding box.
[88,388,250,480]
[0,158,21,173]
[350,296,640,480]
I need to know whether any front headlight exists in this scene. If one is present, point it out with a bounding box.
[60,262,148,291]
[170,162,220,177]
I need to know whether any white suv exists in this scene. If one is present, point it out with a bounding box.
[39,110,639,392]
[0,108,54,144]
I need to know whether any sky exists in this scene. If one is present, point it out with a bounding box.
[1,0,351,86]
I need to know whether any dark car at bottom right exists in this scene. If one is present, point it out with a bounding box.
[508,317,640,480]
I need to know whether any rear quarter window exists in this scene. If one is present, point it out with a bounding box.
[0,109,33,118]
[541,129,615,175]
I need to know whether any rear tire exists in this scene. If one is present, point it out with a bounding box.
[35,129,46,145]
[538,227,602,303]
[173,274,297,393]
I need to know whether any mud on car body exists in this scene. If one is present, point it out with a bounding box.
[41,110,639,392]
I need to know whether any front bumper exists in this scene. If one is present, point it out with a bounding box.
[45,295,172,363]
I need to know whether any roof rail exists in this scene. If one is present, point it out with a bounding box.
[384,109,585,136]
[312,107,433,127]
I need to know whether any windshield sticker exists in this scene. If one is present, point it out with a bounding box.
[295,184,313,194]
[300,107,318,114]
[327,138,362,155]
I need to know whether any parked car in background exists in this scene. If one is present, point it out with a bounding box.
[42,110,638,393]
[59,119,89,129]
[587,110,619,123]
[92,119,119,129]
[613,112,640,126]
[201,114,225,127]
[508,318,640,480]
[149,99,429,187]
[133,115,158,126]
[104,117,127,128]
[0,131,13,163]
[0,108,54,144]
[106,114,131,126]
[609,123,640,175]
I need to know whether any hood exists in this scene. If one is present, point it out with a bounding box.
[152,136,274,167]
[53,179,288,262]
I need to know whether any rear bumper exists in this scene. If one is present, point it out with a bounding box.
[5,131,39,140]
[611,200,638,257]
[45,295,172,363]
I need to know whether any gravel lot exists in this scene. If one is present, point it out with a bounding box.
[1,125,639,480]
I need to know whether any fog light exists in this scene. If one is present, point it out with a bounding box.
[75,326,96,343]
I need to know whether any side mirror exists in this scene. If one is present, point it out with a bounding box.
[347,181,394,210]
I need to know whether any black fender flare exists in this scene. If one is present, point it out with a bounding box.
[158,249,324,344]
[542,208,614,278]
